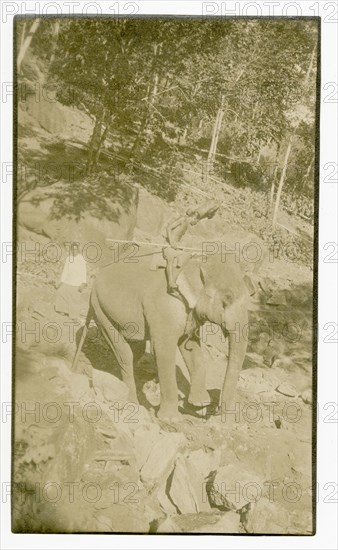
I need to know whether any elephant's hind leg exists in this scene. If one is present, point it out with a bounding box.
[92,293,138,403]
[100,321,138,404]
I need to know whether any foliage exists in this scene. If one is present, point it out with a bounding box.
[16,17,317,263]
[18,18,315,194]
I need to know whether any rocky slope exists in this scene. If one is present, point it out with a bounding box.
[13,100,314,534]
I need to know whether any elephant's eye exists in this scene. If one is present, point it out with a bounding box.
[222,292,234,308]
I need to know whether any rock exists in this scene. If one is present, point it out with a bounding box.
[17,180,138,264]
[210,463,262,511]
[140,432,186,483]
[249,332,270,356]
[168,454,211,514]
[108,404,151,435]
[289,509,313,534]
[157,517,178,533]
[266,290,287,306]
[288,441,312,483]
[186,448,221,479]
[242,497,290,534]
[92,369,129,407]
[276,382,298,398]
[157,481,177,515]
[133,423,162,470]
[25,95,94,141]
[192,510,240,533]
[220,447,238,467]
[13,490,97,533]
[68,372,92,399]
[238,367,279,397]
[142,379,161,406]
[243,352,264,369]
[95,514,114,532]
[262,344,277,367]
[42,405,98,485]
[157,511,240,534]
[301,388,312,405]
[95,503,150,533]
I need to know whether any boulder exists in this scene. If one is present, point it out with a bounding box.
[186,448,221,479]
[24,95,94,142]
[133,423,162,470]
[157,481,177,516]
[140,432,186,483]
[157,511,240,534]
[168,454,211,514]
[142,379,161,406]
[92,369,129,407]
[301,388,312,405]
[14,361,97,484]
[17,180,138,265]
[242,497,290,534]
[276,382,298,398]
[93,503,149,533]
[210,463,262,511]
[289,509,313,535]
[192,510,240,533]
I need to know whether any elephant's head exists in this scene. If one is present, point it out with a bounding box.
[178,253,249,411]
[180,254,245,324]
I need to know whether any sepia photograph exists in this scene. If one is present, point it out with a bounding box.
[12,15,318,535]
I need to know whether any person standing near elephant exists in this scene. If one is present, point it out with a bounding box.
[163,202,219,294]
[55,243,87,321]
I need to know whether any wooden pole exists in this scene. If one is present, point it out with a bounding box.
[17,18,41,73]
[272,136,293,229]
[271,43,316,228]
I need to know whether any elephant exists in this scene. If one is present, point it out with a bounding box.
[72,245,249,422]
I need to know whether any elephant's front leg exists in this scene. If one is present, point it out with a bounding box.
[151,332,181,422]
[221,302,248,415]
[146,295,187,421]
[179,336,211,407]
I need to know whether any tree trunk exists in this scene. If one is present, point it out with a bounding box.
[19,22,27,52]
[207,95,225,169]
[271,43,315,226]
[17,18,40,73]
[302,155,314,190]
[132,43,161,155]
[180,125,188,145]
[269,176,276,208]
[272,137,293,228]
[93,121,110,166]
[49,20,60,65]
[270,142,280,206]
[86,112,104,174]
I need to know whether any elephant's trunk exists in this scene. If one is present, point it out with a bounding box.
[219,305,248,421]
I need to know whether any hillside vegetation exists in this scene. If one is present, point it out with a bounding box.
[17,17,316,265]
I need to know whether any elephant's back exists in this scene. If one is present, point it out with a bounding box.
[96,250,163,293]
[92,251,166,338]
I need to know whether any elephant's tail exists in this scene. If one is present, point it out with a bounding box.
[71,301,95,373]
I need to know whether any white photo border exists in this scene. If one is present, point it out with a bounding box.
[1,1,337,549]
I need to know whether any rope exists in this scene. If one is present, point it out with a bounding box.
[106,238,203,252]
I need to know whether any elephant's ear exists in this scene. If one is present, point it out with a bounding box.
[176,262,205,309]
